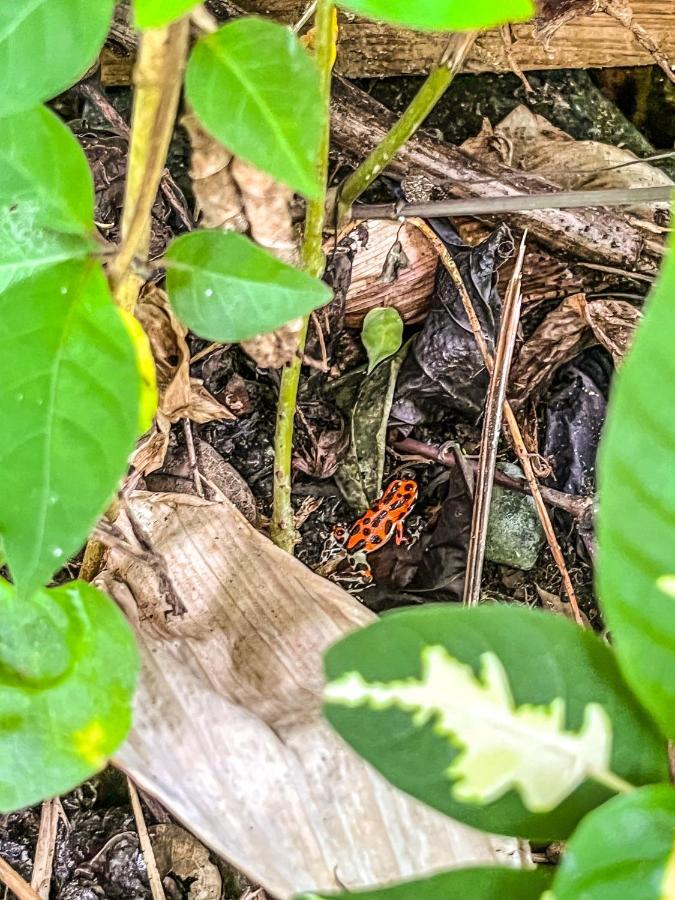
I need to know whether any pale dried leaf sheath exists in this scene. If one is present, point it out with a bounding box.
[104,494,522,899]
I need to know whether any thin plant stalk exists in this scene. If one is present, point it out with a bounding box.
[270,0,336,551]
[337,31,477,220]
[81,20,189,582]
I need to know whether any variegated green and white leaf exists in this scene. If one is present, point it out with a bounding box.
[323,605,667,840]
[327,647,614,813]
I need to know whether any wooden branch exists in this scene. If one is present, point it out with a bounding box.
[330,78,663,273]
[233,0,674,75]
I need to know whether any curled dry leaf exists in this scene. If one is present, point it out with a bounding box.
[100,494,519,898]
[150,824,221,900]
[183,113,248,232]
[343,219,438,328]
[511,293,641,407]
[132,286,234,475]
[462,106,672,219]
[240,318,304,369]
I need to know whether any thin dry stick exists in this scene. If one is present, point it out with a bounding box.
[182,418,205,497]
[31,799,60,899]
[127,777,167,900]
[393,437,593,522]
[0,857,42,900]
[464,235,526,607]
[411,218,584,626]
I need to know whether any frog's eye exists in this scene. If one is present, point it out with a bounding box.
[404,480,416,492]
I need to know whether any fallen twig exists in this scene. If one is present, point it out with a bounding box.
[31,799,61,899]
[464,235,526,607]
[0,857,42,900]
[128,777,167,900]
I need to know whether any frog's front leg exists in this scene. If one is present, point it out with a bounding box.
[394,519,406,545]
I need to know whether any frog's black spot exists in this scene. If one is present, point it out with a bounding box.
[371,511,388,528]
[362,517,371,524]
[370,535,383,545]
[350,539,366,552]
[362,527,371,536]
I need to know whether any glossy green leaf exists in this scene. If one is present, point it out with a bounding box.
[0,259,142,598]
[185,17,324,198]
[552,786,675,899]
[336,0,534,31]
[0,577,139,812]
[0,0,116,116]
[324,605,667,841]
[135,0,199,28]
[165,231,331,343]
[597,232,675,738]
[0,105,95,293]
[297,865,552,900]
[362,307,404,374]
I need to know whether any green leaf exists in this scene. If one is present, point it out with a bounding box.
[135,0,199,28]
[335,341,409,512]
[185,17,324,198]
[0,106,94,234]
[552,785,675,899]
[323,605,667,841]
[336,0,534,31]
[297,865,552,900]
[0,105,95,293]
[165,231,331,343]
[0,259,143,598]
[0,577,138,812]
[597,232,675,738]
[362,307,404,374]
[0,0,116,116]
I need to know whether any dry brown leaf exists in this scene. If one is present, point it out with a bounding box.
[462,106,673,219]
[511,292,641,406]
[183,113,248,231]
[343,220,438,328]
[132,287,235,475]
[150,824,221,900]
[101,494,524,899]
[240,318,304,368]
[574,294,642,365]
[231,158,299,266]
[510,294,594,406]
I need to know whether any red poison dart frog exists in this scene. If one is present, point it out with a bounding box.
[320,478,419,588]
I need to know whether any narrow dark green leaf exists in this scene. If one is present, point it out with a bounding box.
[362,307,404,374]
[0,577,139,813]
[323,605,667,841]
[0,105,95,292]
[165,231,331,343]
[185,17,324,198]
[0,260,142,598]
[0,0,115,115]
[597,232,675,738]
[553,786,675,899]
[297,865,552,900]
[336,0,534,31]
[135,0,199,28]
[335,341,409,511]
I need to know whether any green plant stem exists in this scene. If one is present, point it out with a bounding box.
[592,769,636,795]
[271,0,335,552]
[337,31,477,219]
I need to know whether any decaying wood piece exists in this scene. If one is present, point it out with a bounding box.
[102,494,525,899]
[233,0,674,76]
[330,78,663,274]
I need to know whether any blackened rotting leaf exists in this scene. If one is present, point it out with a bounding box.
[391,223,513,425]
[0,808,39,883]
[542,348,612,496]
[365,466,471,609]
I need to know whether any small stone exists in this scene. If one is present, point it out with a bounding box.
[485,464,545,571]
